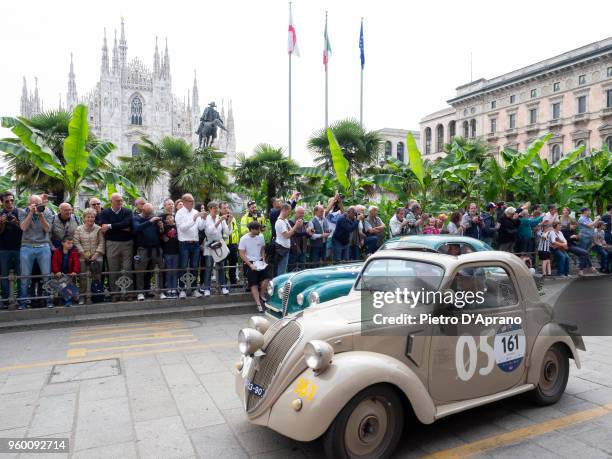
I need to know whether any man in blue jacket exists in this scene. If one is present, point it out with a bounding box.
[132,203,164,301]
[332,207,364,262]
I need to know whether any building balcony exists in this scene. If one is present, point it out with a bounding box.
[525,123,539,133]
[505,128,518,137]
[549,119,563,129]
[573,113,589,123]
[487,132,498,141]
[602,107,612,117]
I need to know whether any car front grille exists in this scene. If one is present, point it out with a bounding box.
[246,320,302,412]
[281,281,292,315]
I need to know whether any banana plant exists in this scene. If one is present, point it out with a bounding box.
[1,104,139,205]
[573,147,611,213]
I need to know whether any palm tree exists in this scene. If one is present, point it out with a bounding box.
[307,118,382,180]
[234,144,297,212]
[174,147,229,205]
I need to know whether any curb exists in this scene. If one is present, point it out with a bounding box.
[0,293,258,332]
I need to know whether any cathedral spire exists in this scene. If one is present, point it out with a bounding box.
[153,36,160,77]
[33,77,41,114]
[67,53,78,111]
[101,28,110,76]
[161,37,170,79]
[112,29,119,74]
[192,70,199,113]
[119,17,128,69]
[20,76,29,117]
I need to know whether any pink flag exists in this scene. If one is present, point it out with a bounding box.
[288,8,300,56]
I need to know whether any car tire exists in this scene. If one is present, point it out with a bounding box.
[323,384,404,459]
[530,343,569,406]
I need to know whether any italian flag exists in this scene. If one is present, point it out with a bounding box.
[323,17,331,69]
[288,9,299,56]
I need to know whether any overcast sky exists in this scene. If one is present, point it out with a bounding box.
[1,0,610,166]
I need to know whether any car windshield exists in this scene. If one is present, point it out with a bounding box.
[355,258,445,292]
[380,241,438,252]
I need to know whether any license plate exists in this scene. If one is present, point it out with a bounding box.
[246,381,266,398]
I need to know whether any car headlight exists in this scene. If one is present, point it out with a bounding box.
[238,328,264,355]
[304,340,334,374]
[248,316,271,334]
[296,293,304,306]
[267,280,274,297]
[277,284,284,299]
[309,291,320,305]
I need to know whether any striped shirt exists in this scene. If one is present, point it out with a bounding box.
[537,231,550,252]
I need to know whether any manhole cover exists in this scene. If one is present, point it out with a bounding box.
[49,358,121,384]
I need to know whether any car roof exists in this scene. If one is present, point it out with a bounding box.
[385,235,485,247]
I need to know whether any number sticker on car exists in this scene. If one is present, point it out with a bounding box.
[494,324,526,372]
[247,381,265,398]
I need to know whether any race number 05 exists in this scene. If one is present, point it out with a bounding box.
[455,333,495,382]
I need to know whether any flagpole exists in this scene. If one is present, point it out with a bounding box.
[288,2,293,158]
[324,11,329,130]
[359,18,364,127]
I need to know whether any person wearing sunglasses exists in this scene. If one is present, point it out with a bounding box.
[0,192,22,308]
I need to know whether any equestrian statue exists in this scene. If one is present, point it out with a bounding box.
[196,101,227,148]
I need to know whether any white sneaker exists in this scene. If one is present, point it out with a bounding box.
[203,289,211,297]
[578,270,584,276]
[221,287,229,295]
[193,290,203,298]
[78,298,85,305]
[160,292,167,300]
[179,291,187,299]
[137,293,145,301]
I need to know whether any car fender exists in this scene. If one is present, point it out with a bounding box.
[527,322,581,385]
[267,351,435,442]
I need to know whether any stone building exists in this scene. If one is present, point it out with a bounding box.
[420,37,612,161]
[19,19,237,205]
[376,128,420,165]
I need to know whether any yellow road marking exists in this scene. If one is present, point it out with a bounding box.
[65,339,199,358]
[0,341,235,373]
[424,403,612,458]
[71,320,181,331]
[70,323,184,337]
[69,332,193,345]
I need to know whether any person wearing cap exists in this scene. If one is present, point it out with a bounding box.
[240,200,266,237]
[481,203,497,246]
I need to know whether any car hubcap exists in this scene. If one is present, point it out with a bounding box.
[540,349,561,395]
[345,397,389,457]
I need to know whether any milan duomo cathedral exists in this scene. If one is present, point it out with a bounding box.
[19,19,237,205]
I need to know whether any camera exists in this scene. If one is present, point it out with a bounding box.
[36,205,46,213]
[337,193,344,200]
[6,214,15,222]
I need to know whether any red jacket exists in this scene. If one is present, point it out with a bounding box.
[51,248,81,274]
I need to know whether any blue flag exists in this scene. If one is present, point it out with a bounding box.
[359,20,365,69]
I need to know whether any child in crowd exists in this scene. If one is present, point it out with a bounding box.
[423,217,441,235]
[51,236,81,306]
[161,213,180,298]
[537,223,551,276]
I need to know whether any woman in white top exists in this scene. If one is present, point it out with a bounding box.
[445,211,464,235]
[201,201,230,296]
[547,221,569,276]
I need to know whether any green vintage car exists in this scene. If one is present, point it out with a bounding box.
[265,235,493,319]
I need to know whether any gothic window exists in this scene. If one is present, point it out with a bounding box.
[132,144,140,157]
[462,121,469,138]
[384,141,392,157]
[449,120,456,140]
[425,128,432,155]
[551,144,561,163]
[397,142,405,162]
[436,124,444,152]
[131,95,143,125]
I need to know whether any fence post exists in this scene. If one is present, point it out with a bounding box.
[8,270,16,311]
[154,265,161,298]
[85,270,92,305]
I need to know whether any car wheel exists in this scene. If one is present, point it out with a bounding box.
[323,385,404,459]
[530,343,569,406]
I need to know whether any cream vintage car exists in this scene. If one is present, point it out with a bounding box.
[234,250,585,459]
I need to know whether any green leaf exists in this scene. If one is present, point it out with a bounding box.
[63,105,90,181]
[327,128,351,191]
[296,166,333,179]
[406,132,424,187]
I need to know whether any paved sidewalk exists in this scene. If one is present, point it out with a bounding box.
[0,317,610,458]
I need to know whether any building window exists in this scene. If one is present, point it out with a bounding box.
[608,67,612,77]
[530,89,537,99]
[436,124,444,152]
[606,136,612,150]
[384,141,392,157]
[491,100,496,109]
[607,89,612,108]
[462,121,469,138]
[578,74,586,85]
[469,119,476,138]
[463,109,468,116]
[575,139,587,157]
[508,113,516,129]
[553,82,560,92]
[510,94,516,104]
[529,108,537,125]
[130,95,143,125]
[397,142,405,162]
[551,144,561,163]
[490,118,497,134]
[425,128,432,155]
[552,102,561,120]
[131,144,140,157]
[577,95,587,114]
[449,120,456,140]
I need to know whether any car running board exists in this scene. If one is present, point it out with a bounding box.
[435,384,535,420]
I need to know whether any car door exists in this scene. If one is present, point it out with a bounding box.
[428,262,526,402]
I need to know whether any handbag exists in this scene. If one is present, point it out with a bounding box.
[208,239,229,263]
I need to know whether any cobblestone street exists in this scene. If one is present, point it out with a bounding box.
[0,317,611,458]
